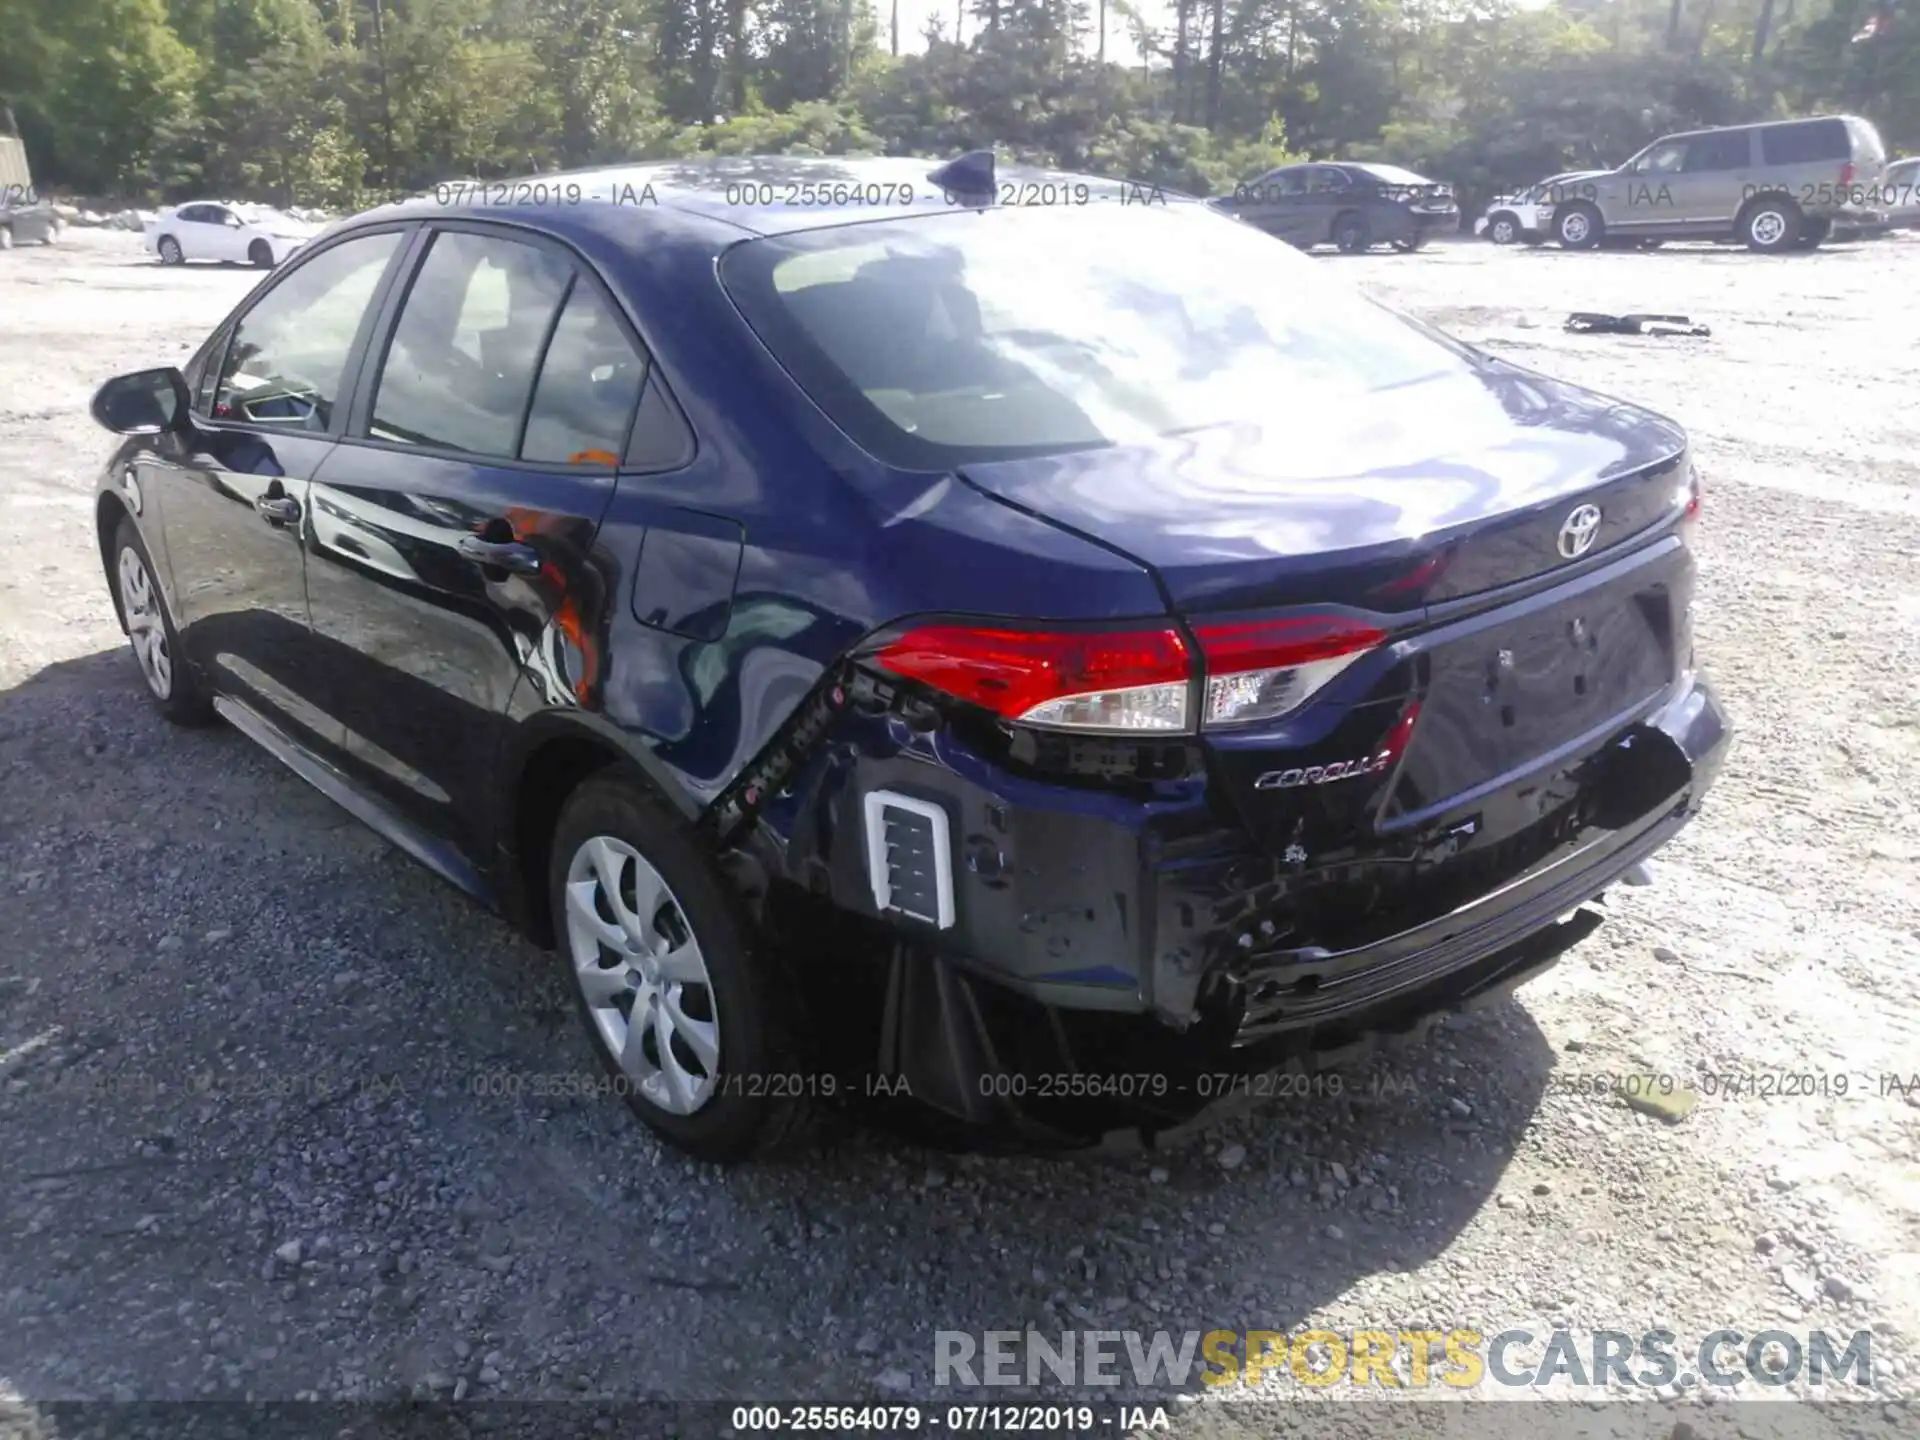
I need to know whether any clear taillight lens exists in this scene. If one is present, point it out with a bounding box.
[873,624,1193,735]
[1676,462,1701,545]
[1195,615,1387,729]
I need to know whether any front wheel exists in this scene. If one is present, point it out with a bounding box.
[548,775,816,1162]
[1332,212,1370,254]
[248,238,274,268]
[1486,212,1521,245]
[1555,203,1604,250]
[112,517,214,725]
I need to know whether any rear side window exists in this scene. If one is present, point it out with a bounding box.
[212,230,403,430]
[520,284,646,467]
[1685,132,1750,172]
[370,230,573,457]
[1760,119,1850,165]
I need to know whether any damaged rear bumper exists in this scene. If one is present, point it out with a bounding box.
[752,670,1728,1136]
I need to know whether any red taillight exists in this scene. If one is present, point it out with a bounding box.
[873,612,1389,734]
[1839,161,1856,187]
[874,624,1193,734]
[1193,615,1386,729]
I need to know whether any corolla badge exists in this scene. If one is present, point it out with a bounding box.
[1557,503,1603,560]
[1254,750,1395,791]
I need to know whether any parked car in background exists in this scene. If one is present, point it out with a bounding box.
[1549,115,1888,253]
[0,134,63,249]
[1476,170,1607,244]
[87,152,1727,1162]
[144,201,319,268]
[1883,156,1920,228]
[1210,162,1459,253]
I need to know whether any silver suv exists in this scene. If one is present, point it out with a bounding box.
[1548,115,1888,253]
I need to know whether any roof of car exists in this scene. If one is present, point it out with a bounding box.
[1659,113,1872,141]
[365,155,1196,243]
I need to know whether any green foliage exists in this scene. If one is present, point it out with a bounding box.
[4,0,1916,206]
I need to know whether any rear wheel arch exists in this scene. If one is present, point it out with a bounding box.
[503,716,698,948]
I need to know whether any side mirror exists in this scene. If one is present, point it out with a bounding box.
[91,367,192,436]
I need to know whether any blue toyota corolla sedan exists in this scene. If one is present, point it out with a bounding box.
[88,151,1729,1160]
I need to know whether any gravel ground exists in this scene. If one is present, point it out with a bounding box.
[1,228,1916,1436]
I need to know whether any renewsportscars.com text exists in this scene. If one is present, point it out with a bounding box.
[934,1328,1875,1391]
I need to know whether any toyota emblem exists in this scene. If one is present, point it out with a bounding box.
[1557,503,1603,560]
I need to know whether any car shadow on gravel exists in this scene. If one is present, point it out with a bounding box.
[0,647,1556,1411]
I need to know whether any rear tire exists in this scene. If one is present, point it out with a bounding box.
[1555,203,1604,250]
[112,516,214,726]
[0,225,12,252]
[157,235,184,265]
[1391,231,1426,253]
[1791,217,1832,250]
[1739,196,1801,253]
[547,774,816,1163]
[1332,211,1370,254]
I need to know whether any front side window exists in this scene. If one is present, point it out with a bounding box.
[722,202,1478,469]
[1636,142,1690,175]
[211,229,403,430]
[369,230,573,457]
[1249,167,1306,199]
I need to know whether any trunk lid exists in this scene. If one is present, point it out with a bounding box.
[955,363,1689,616]
[958,362,1693,864]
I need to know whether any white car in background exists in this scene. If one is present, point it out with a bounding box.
[1475,170,1608,245]
[1884,156,1920,229]
[144,201,318,268]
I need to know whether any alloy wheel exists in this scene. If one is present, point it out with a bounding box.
[564,835,721,1116]
[117,545,173,700]
[1750,209,1788,247]
[1491,218,1516,244]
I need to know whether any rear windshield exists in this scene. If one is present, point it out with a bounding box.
[1759,119,1851,165]
[1846,116,1887,163]
[720,203,1476,469]
[1355,164,1435,187]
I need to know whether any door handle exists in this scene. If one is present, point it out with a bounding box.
[457,533,543,574]
[255,495,300,524]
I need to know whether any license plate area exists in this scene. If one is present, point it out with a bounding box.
[1388,576,1676,818]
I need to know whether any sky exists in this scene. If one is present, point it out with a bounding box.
[881,0,1559,62]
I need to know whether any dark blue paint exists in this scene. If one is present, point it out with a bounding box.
[91,155,1728,1032]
